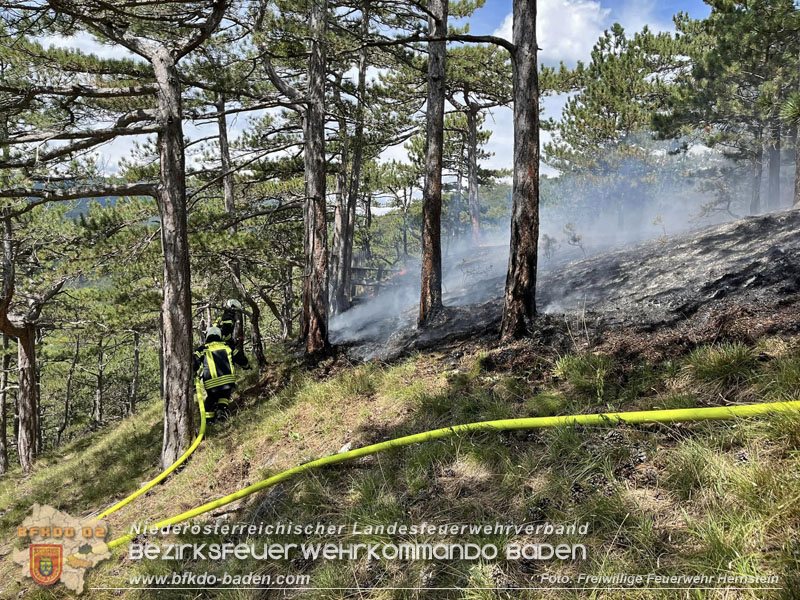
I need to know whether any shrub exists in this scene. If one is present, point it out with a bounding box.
[554,353,615,402]
[684,342,757,392]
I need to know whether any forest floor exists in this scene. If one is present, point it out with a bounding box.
[1,312,800,599]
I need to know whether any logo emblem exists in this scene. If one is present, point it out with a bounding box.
[30,544,62,585]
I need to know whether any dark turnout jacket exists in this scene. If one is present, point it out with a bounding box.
[214,309,237,347]
[193,338,249,390]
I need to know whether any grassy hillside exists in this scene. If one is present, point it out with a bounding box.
[2,334,800,599]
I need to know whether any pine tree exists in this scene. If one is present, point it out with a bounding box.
[0,0,229,468]
[446,44,511,245]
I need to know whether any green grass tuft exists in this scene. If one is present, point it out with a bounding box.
[554,352,614,403]
[685,342,757,392]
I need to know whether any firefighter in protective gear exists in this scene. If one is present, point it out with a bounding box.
[214,299,243,348]
[194,326,249,422]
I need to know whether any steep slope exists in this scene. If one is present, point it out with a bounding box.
[335,209,800,360]
[4,331,800,599]
[3,210,800,598]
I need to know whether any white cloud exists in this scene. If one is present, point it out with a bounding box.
[493,0,671,66]
[493,0,610,65]
[485,0,672,174]
[615,0,672,35]
[39,32,142,61]
[482,104,559,176]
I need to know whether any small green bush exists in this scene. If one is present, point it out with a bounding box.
[684,342,757,392]
[525,391,564,416]
[760,353,800,401]
[554,353,615,402]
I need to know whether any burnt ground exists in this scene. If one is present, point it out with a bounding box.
[333,208,800,362]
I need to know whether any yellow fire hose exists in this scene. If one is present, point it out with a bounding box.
[96,378,207,520]
[103,399,800,550]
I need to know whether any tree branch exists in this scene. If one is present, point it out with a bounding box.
[0,83,157,98]
[0,182,157,218]
[175,0,230,60]
[364,33,516,55]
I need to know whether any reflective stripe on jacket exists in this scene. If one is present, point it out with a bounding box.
[214,309,237,345]
[195,341,237,390]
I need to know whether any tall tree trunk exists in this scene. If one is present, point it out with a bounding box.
[0,122,7,473]
[450,161,463,255]
[343,184,357,303]
[216,94,247,345]
[795,127,800,206]
[331,99,349,316]
[767,120,781,211]
[283,265,294,340]
[35,339,42,455]
[0,334,8,474]
[12,391,18,453]
[228,269,267,369]
[796,38,800,206]
[339,3,370,313]
[153,50,194,468]
[751,127,763,215]
[403,198,409,260]
[418,0,448,327]
[17,325,36,474]
[362,195,373,261]
[301,0,330,355]
[129,332,139,415]
[501,0,540,340]
[467,103,480,246]
[1,212,38,473]
[216,94,237,218]
[92,340,104,425]
[57,337,79,445]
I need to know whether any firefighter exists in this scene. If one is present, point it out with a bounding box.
[214,299,243,348]
[194,326,249,422]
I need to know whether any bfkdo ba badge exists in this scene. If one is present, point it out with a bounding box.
[30,544,62,585]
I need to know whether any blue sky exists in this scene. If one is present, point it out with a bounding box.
[45,0,715,175]
[403,0,714,173]
[468,0,711,58]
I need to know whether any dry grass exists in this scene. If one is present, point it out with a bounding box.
[2,331,800,599]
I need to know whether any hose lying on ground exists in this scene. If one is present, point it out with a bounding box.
[104,399,800,549]
[96,378,207,520]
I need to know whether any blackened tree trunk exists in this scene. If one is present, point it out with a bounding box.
[418,0,448,327]
[767,120,781,211]
[302,0,330,355]
[751,127,763,215]
[467,102,480,245]
[130,331,139,415]
[0,334,8,473]
[153,51,195,468]
[501,0,540,340]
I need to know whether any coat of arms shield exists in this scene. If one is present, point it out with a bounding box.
[30,544,62,585]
